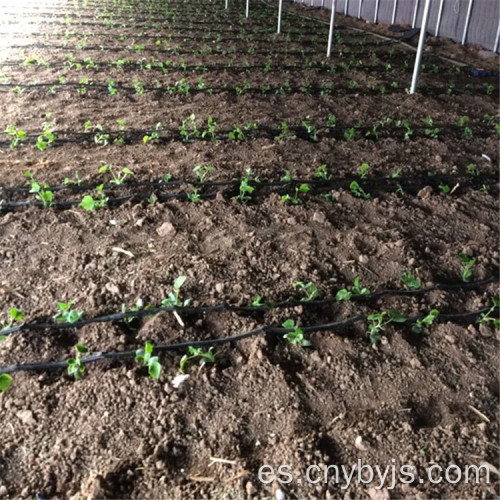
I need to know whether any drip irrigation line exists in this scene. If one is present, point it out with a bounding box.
[0,173,495,212]
[0,277,496,337]
[0,305,496,375]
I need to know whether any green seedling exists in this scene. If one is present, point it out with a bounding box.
[237,169,255,204]
[80,184,108,211]
[439,184,450,195]
[479,297,499,328]
[367,310,406,343]
[4,125,26,149]
[193,165,214,183]
[161,276,191,307]
[401,270,420,290]
[133,79,144,95]
[466,163,479,176]
[179,346,215,373]
[336,277,371,301]
[53,301,84,323]
[412,309,439,334]
[326,114,336,128]
[344,128,356,141]
[0,374,12,392]
[135,341,161,380]
[349,181,370,199]
[35,129,56,151]
[23,172,54,208]
[459,253,475,282]
[281,170,292,182]
[314,164,330,180]
[201,117,217,142]
[275,121,295,142]
[121,299,153,325]
[301,120,318,142]
[188,188,200,203]
[0,308,24,334]
[63,172,82,186]
[358,163,370,179]
[143,122,163,144]
[98,165,134,185]
[293,281,319,302]
[179,114,199,142]
[67,344,88,380]
[281,183,310,205]
[282,319,311,347]
[251,295,270,308]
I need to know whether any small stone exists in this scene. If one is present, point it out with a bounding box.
[313,211,326,224]
[245,481,256,496]
[445,334,455,344]
[156,222,176,238]
[358,254,369,264]
[215,283,224,293]
[417,186,433,200]
[0,486,7,497]
[409,358,422,369]
[479,324,492,338]
[105,283,120,295]
[135,218,144,227]
[16,410,36,426]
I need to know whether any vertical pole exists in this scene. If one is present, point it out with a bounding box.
[435,0,444,36]
[412,0,419,29]
[461,0,473,45]
[277,0,283,33]
[322,0,325,7]
[225,0,228,9]
[344,0,348,15]
[327,0,337,57]
[410,0,431,94]
[374,0,379,22]
[494,20,500,53]
[391,0,397,24]
[358,0,362,18]
[246,0,249,18]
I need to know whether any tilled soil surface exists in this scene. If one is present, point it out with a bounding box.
[0,0,498,498]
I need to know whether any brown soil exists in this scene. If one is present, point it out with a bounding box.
[0,0,498,499]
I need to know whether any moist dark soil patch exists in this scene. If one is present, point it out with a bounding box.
[0,0,498,499]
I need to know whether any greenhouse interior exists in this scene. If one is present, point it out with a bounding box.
[0,0,498,497]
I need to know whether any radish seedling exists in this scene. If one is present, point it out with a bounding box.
[162,276,191,307]
[281,170,292,182]
[188,188,200,202]
[0,308,24,337]
[336,277,370,301]
[282,319,311,347]
[358,163,370,179]
[135,341,161,380]
[80,184,108,211]
[479,297,499,328]
[314,164,330,180]
[237,168,255,204]
[367,310,406,343]
[193,165,214,183]
[401,270,420,290]
[459,253,475,282]
[0,374,12,392]
[179,114,200,142]
[3,125,26,149]
[275,121,294,142]
[466,163,479,176]
[143,122,163,144]
[201,117,217,142]
[412,309,439,334]
[54,301,84,323]
[281,184,310,205]
[23,173,54,208]
[349,181,370,199]
[293,281,319,302]
[179,346,215,373]
[98,165,134,185]
[301,120,318,142]
[67,344,88,380]
[64,172,82,186]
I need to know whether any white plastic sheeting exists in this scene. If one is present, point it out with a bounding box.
[311,0,499,52]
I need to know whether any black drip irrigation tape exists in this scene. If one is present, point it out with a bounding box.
[0,277,496,337]
[0,305,496,375]
[0,173,496,212]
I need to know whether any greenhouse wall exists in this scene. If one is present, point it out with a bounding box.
[303,0,499,52]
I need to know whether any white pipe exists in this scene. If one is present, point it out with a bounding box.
[410,0,431,94]
[374,0,379,23]
[277,0,283,32]
[344,0,348,15]
[225,0,228,9]
[412,0,419,29]
[246,0,249,17]
[391,0,397,24]
[461,0,473,45]
[495,20,500,53]
[327,0,337,57]
[358,0,362,18]
[435,0,444,36]
[322,0,325,7]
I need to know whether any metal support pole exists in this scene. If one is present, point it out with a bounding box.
[358,0,362,18]
[410,0,431,94]
[391,0,397,24]
[327,0,337,57]
[246,0,249,17]
[277,0,283,33]
[225,0,228,9]
[344,0,348,15]
[374,0,379,23]
[322,0,325,7]
[461,0,473,45]
[495,20,500,53]
[412,0,419,28]
[435,0,444,36]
